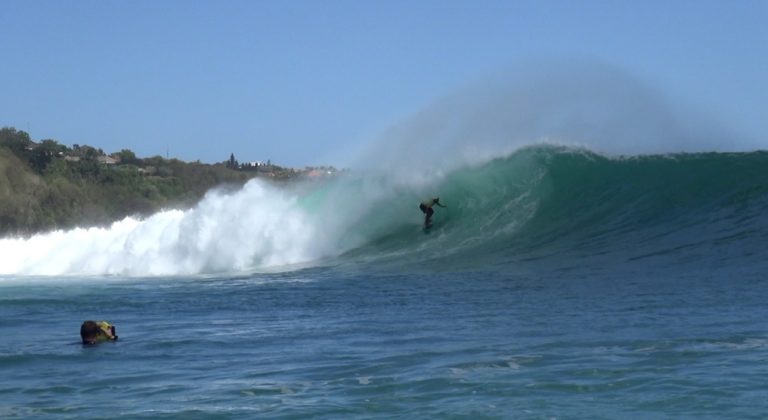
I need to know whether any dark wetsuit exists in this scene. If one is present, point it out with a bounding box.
[419,202,434,222]
[419,198,443,227]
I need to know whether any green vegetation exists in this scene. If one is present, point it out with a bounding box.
[0,127,266,236]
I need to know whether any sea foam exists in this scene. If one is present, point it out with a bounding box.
[0,180,319,276]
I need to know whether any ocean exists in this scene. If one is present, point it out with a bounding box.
[1,145,767,418]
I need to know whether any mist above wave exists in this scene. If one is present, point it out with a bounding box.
[353,60,748,182]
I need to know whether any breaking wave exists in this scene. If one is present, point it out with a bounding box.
[1,146,767,277]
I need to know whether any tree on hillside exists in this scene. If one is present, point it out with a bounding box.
[227,153,239,169]
[70,145,100,160]
[116,149,138,165]
[29,139,66,173]
[0,127,33,157]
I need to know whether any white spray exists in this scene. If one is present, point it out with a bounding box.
[353,60,751,179]
[0,180,322,276]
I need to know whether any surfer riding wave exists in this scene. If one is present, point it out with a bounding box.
[419,197,446,228]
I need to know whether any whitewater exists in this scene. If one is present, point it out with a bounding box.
[0,180,321,276]
[2,68,768,418]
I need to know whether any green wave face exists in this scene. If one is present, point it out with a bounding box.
[312,146,768,270]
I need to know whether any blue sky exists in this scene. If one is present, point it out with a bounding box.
[2,0,766,166]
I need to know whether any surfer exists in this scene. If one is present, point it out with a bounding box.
[419,197,446,228]
[80,320,118,345]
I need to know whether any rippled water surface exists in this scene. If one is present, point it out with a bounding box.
[2,265,767,419]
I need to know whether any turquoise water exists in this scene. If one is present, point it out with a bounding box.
[2,147,768,418]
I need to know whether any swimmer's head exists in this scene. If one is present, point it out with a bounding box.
[80,320,118,345]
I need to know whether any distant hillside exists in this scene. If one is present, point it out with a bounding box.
[0,127,263,236]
